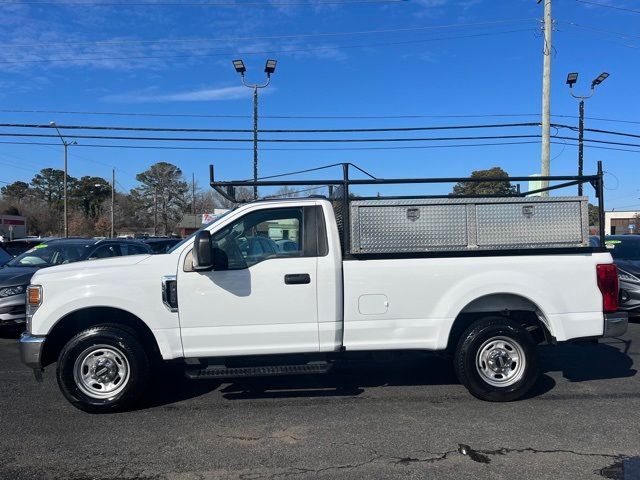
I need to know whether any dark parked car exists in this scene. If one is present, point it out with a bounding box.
[141,237,181,254]
[0,238,151,326]
[605,235,640,316]
[0,246,11,267]
[592,235,640,316]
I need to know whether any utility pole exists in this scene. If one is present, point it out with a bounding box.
[566,71,609,196]
[232,59,278,200]
[111,168,115,238]
[540,0,552,196]
[50,121,77,237]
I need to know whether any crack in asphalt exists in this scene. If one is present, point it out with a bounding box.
[4,443,632,480]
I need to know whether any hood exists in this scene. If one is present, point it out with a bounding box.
[0,265,39,287]
[615,259,640,277]
[31,254,153,282]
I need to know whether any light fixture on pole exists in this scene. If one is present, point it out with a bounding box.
[566,71,609,196]
[232,58,277,200]
[50,121,77,238]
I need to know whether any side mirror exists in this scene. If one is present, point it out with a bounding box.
[192,230,213,270]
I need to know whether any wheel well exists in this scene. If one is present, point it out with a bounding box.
[446,294,553,353]
[42,307,161,367]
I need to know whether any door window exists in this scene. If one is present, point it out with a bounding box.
[212,207,303,269]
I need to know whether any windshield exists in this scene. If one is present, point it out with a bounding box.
[0,247,11,264]
[7,242,92,267]
[606,237,640,261]
[167,210,234,253]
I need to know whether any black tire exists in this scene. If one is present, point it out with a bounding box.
[56,325,150,413]
[454,317,539,402]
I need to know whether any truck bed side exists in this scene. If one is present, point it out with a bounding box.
[342,252,613,350]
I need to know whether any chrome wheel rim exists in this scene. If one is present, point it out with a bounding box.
[73,345,130,400]
[475,336,526,387]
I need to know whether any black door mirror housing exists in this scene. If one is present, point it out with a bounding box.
[192,230,213,270]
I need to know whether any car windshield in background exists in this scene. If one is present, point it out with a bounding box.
[7,242,92,268]
[167,210,235,253]
[606,237,640,260]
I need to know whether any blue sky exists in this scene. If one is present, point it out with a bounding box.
[0,0,638,208]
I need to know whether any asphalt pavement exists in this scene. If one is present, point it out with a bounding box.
[1,322,639,480]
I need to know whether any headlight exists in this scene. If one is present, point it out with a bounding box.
[26,285,43,334]
[618,269,640,284]
[0,285,26,298]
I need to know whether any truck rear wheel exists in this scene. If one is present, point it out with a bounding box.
[454,317,539,402]
[56,325,150,413]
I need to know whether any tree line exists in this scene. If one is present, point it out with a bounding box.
[0,161,248,237]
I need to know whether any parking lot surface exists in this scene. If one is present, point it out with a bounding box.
[1,322,639,480]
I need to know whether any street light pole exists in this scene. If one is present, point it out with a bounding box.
[566,72,609,196]
[50,121,77,238]
[233,59,277,200]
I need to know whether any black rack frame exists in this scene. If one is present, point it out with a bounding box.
[209,161,607,254]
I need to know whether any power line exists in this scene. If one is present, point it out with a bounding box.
[584,127,640,139]
[574,0,640,15]
[0,121,544,133]
[2,108,637,124]
[0,29,533,65]
[0,19,536,49]
[0,132,545,143]
[568,22,640,41]
[0,139,546,151]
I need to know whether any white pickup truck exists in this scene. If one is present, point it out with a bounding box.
[19,165,628,412]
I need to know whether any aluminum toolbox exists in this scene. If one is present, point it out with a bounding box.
[349,196,589,254]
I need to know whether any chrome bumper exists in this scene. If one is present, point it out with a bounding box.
[19,332,46,370]
[603,312,628,338]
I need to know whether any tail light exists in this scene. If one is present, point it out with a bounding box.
[596,264,619,313]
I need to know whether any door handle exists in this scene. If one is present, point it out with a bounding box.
[284,273,311,285]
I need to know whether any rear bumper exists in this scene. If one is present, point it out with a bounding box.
[603,312,628,338]
[19,332,45,370]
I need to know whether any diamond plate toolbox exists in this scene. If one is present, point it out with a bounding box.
[349,196,589,254]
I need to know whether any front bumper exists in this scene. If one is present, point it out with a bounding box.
[603,312,628,338]
[19,332,45,370]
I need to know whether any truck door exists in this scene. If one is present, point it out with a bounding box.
[177,205,321,358]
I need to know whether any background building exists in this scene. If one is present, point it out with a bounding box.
[605,211,640,235]
[0,215,27,240]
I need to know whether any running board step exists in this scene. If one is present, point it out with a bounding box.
[185,362,332,380]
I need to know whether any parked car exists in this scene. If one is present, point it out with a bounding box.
[0,238,151,326]
[1,237,57,257]
[602,235,640,316]
[140,237,181,254]
[0,246,11,267]
[276,239,299,253]
[20,191,626,412]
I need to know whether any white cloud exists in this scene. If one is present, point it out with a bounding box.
[102,85,267,103]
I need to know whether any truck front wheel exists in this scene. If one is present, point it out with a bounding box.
[454,317,539,402]
[56,325,150,413]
